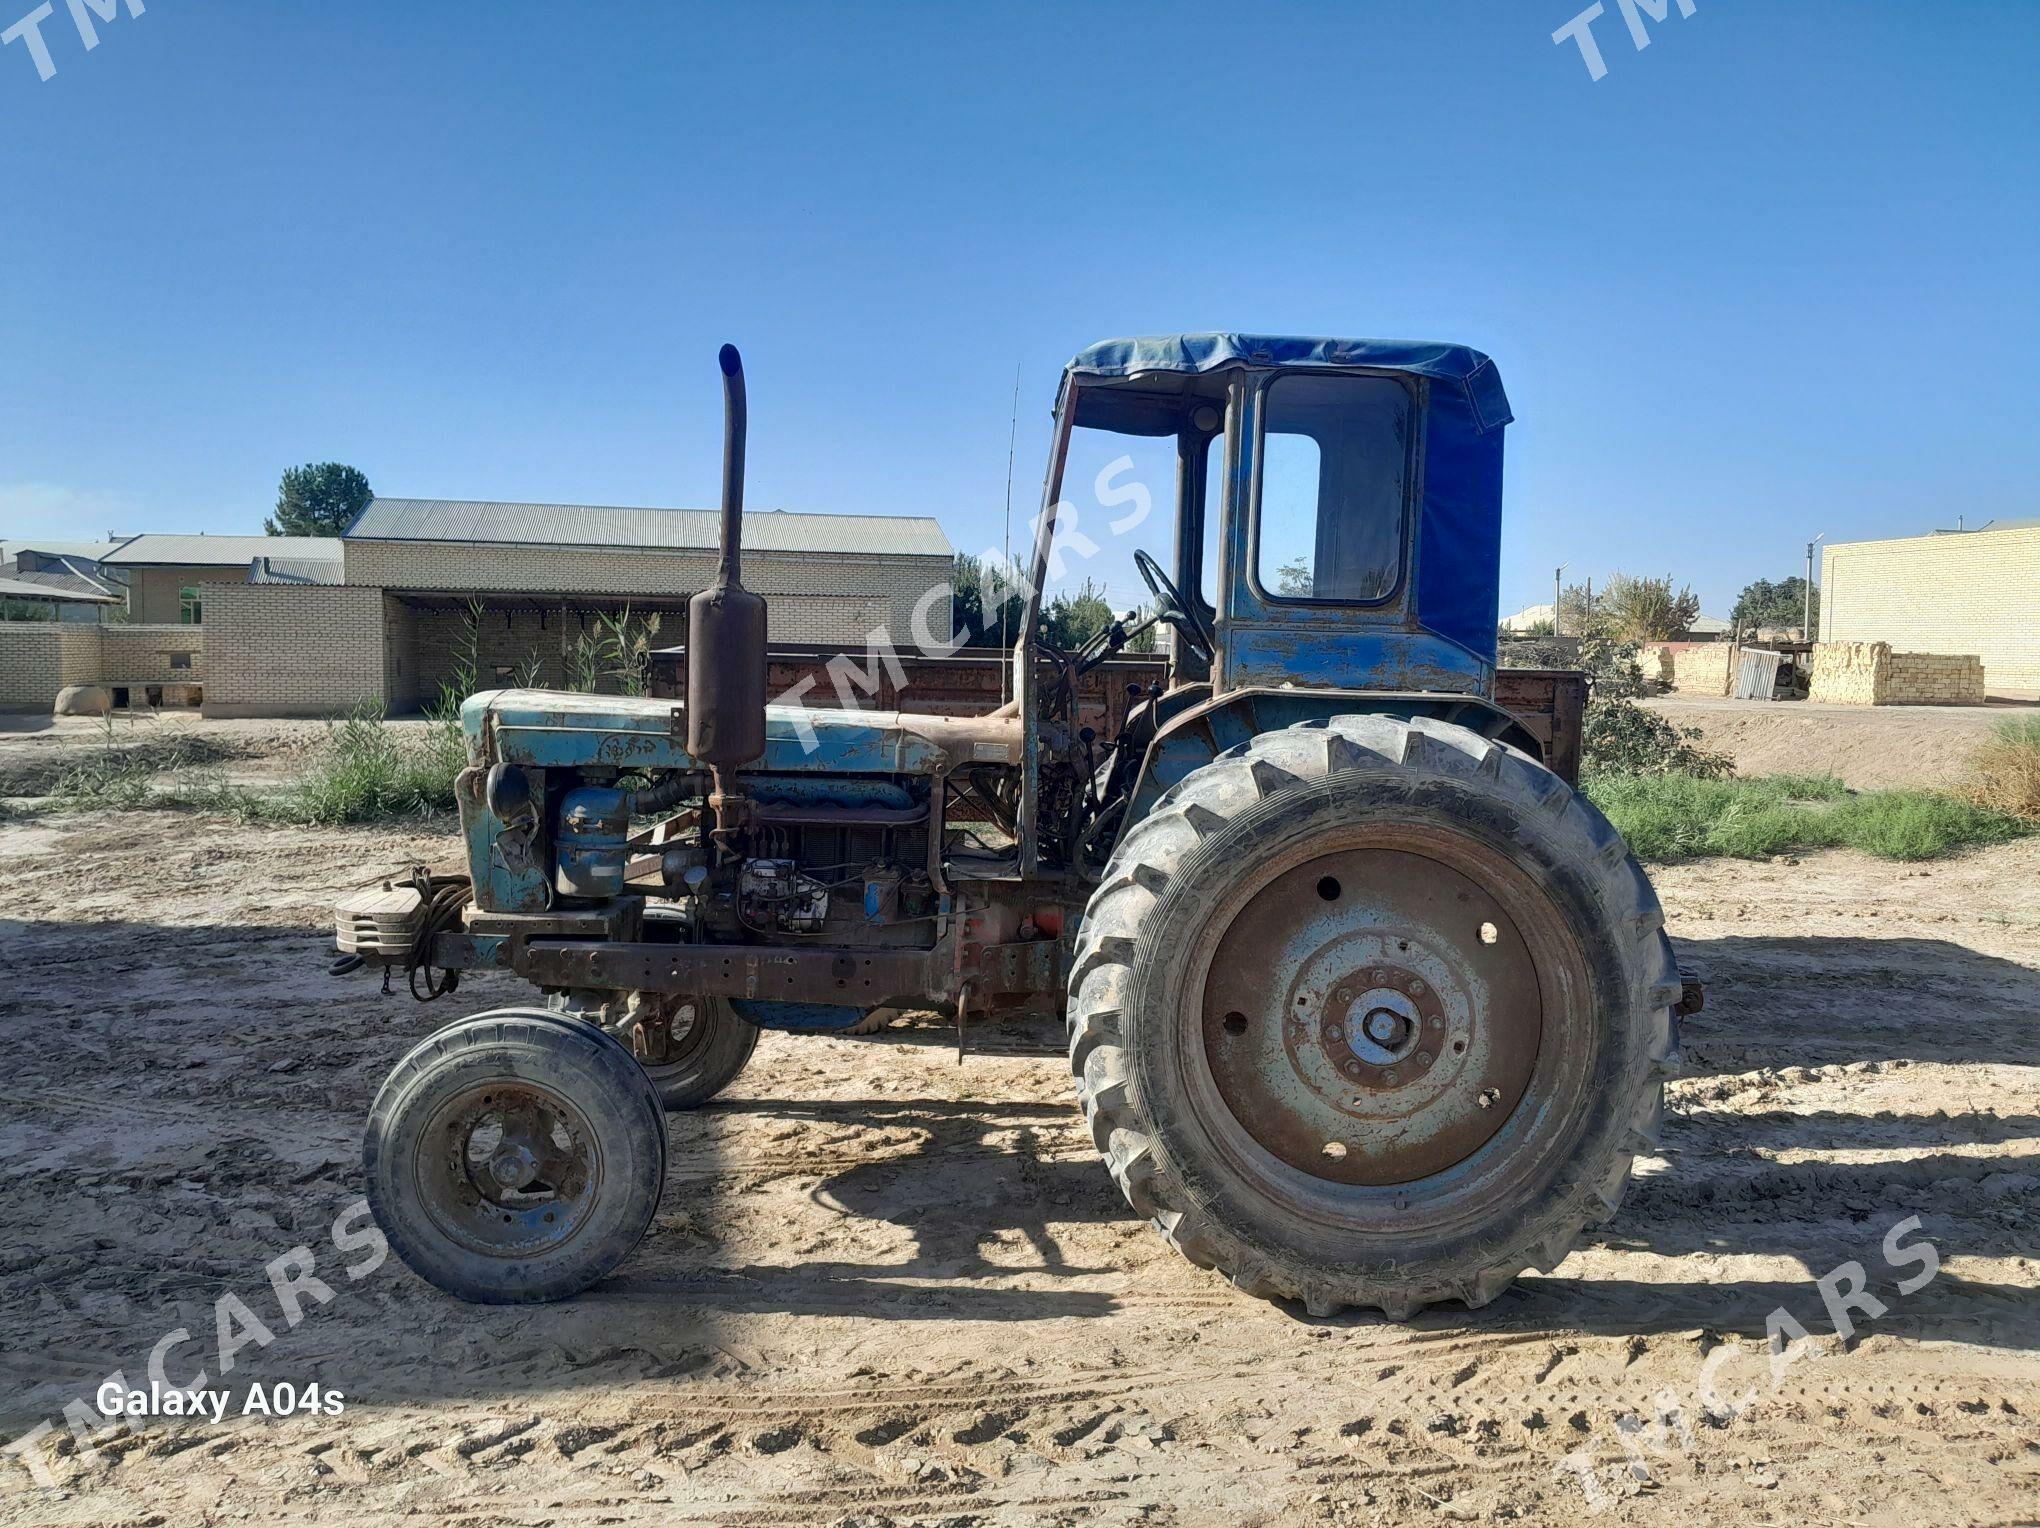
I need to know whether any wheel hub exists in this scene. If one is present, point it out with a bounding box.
[488,1141,541,1191]
[415,1084,603,1259]
[1202,844,1545,1187]
[1320,972,1442,1080]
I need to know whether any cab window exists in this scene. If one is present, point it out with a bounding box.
[1254,373,1411,603]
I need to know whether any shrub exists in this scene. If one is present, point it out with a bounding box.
[1968,715,2040,824]
[1581,698,1734,779]
[1599,573,1700,642]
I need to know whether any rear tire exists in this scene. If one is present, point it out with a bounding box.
[638,996,759,1110]
[1068,715,1678,1318]
[365,1007,667,1303]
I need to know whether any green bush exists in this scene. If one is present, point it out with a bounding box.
[1969,714,2040,824]
[1586,772,2028,862]
[271,706,464,825]
[1581,697,1734,779]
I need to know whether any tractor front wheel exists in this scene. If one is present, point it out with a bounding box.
[365,1008,667,1303]
[1068,715,1679,1317]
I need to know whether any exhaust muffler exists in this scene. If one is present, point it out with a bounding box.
[687,344,769,849]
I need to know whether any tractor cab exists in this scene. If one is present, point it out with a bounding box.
[1013,335,1524,871]
[1040,334,1510,689]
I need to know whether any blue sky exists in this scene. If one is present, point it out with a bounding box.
[2,1,2034,618]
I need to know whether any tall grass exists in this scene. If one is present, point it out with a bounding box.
[1586,771,2030,862]
[275,704,463,824]
[1969,715,2040,824]
[14,708,465,827]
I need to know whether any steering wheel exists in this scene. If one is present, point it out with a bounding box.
[1133,548,1215,661]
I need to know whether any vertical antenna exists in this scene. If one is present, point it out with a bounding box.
[1000,360,1020,703]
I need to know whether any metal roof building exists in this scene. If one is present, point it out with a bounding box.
[0,573,121,606]
[193,497,956,717]
[3,499,956,717]
[346,499,951,558]
[101,534,343,567]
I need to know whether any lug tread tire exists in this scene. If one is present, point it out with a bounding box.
[1067,714,1676,1317]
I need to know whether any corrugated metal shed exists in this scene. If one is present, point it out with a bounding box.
[249,555,344,585]
[345,499,952,558]
[102,535,342,567]
[4,567,117,598]
[0,539,130,564]
[1732,647,1786,700]
[0,574,119,604]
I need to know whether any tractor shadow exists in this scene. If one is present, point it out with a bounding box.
[657,1088,1128,1317]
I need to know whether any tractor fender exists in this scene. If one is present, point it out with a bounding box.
[1118,687,1548,847]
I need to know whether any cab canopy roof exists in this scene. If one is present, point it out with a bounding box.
[1064,333,1512,435]
[1064,333,1513,669]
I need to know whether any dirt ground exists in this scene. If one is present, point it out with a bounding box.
[1,728,2036,1524]
[1643,695,2039,790]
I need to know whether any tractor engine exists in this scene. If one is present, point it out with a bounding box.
[544,768,938,947]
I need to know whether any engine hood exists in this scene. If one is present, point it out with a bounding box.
[462,688,1022,776]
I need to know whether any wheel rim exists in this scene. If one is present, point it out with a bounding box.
[639,1001,708,1075]
[414,1081,604,1258]
[1195,826,1587,1203]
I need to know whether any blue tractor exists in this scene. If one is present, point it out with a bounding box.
[347,337,1684,1318]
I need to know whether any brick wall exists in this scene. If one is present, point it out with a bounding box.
[1808,641,1986,705]
[343,541,949,646]
[100,625,204,682]
[202,583,389,717]
[395,596,899,708]
[1821,526,2040,694]
[0,624,202,709]
[1886,651,1986,704]
[1808,640,1888,704]
[1667,643,1732,696]
[0,624,101,707]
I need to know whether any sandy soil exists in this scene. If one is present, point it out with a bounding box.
[1643,695,2040,790]
[1,794,2036,1524]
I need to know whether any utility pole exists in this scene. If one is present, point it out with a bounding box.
[1554,563,1568,636]
[999,362,1020,701]
[1804,532,1825,640]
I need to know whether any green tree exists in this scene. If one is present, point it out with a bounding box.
[1042,578,1115,650]
[950,552,1027,649]
[1731,576,1819,638]
[1124,605,1159,653]
[1600,572,1701,641]
[1557,580,1607,638]
[267,463,373,537]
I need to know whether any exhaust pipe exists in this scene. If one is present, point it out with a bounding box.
[715,342,748,588]
[687,345,769,848]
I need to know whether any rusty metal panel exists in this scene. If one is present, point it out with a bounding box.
[517,942,938,1002]
[650,644,1166,745]
[510,935,1064,1004]
[1494,668,1585,784]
